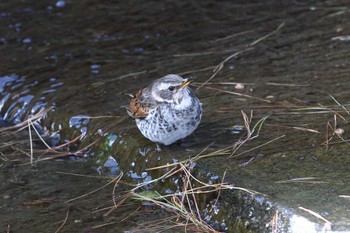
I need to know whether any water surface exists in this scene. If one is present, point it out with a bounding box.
[1,0,350,232]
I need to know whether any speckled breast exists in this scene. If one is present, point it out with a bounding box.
[135,97,202,145]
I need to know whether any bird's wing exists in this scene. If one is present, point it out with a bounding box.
[127,88,157,119]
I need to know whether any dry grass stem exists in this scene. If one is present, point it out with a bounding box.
[4,109,107,164]
[229,111,270,157]
[92,70,150,87]
[276,177,328,184]
[321,114,350,149]
[266,82,310,87]
[316,104,347,122]
[173,48,238,57]
[65,172,123,204]
[210,29,254,43]
[267,124,320,134]
[28,120,33,165]
[271,209,279,233]
[52,133,84,150]
[178,65,218,76]
[0,106,270,232]
[55,171,124,181]
[194,85,271,103]
[287,126,319,133]
[233,135,285,158]
[0,107,52,133]
[54,209,70,233]
[196,22,285,90]
[103,192,133,216]
[298,206,332,226]
[210,171,226,213]
[70,115,121,120]
[330,95,350,115]
[99,116,128,136]
[146,142,230,171]
[103,141,261,232]
[194,81,254,86]
[196,48,253,89]
[0,139,28,149]
[250,22,285,46]
[0,107,79,164]
[28,119,54,151]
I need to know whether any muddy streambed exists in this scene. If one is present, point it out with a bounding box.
[1,0,350,232]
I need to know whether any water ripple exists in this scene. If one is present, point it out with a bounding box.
[0,74,63,124]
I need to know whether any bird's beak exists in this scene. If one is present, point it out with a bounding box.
[179,79,192,90]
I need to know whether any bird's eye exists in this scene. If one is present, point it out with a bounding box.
[168,86,175,91]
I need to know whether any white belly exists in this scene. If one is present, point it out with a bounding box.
[135,101,202,145]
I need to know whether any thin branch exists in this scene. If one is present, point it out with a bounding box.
[54,209,70,233]
[197,22,285,89]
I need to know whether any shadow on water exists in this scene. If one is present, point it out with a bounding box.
[1,0,350,232]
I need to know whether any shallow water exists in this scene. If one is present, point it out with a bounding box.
[1,0,350,232]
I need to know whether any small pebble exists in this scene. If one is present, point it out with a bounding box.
[56,0,66,8]
[331,35,350,41]
[22,38,31,44]
[90,64,101,69]
[334,128,344,136]
[235,83,245,90]
[336,26,343,33]
[134,47,144,53]
[310,6,316,11]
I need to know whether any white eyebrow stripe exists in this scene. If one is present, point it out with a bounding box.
[158,82,172,90]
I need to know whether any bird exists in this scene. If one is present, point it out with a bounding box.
[127,74,202,145]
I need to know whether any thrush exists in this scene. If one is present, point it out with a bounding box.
[127,74,202,145]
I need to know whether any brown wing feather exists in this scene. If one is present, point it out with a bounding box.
[127,88,157,119]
